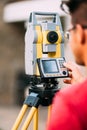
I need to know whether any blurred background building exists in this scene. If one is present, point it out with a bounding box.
[0,0,71,106]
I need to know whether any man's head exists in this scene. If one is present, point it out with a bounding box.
[61,0,87,66]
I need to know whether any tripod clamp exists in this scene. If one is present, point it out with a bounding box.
[24,92,40,108]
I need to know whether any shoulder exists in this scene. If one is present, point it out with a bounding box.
[54,79,87,101]
[47,80,87,130]
[52,79,87,115]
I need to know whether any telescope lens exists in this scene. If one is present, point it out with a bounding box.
[47,31,58,43]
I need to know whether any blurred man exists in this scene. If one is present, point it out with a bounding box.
[46,0,87,130]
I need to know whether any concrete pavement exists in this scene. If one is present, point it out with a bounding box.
[0,105,48,130]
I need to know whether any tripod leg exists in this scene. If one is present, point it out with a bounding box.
[47,105,52,123]
[33,108,38,130]
[12,104,28,130]
[21,106,37,130]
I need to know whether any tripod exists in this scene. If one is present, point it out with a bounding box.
[12,77,59,130]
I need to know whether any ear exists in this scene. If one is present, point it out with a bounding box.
[76,24,85,44]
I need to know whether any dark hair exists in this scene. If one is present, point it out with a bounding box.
[65,0,87,13]
[61,0,87,25]
[61,0,87,13]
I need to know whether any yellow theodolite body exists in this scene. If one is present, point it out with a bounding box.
[25,12,64,76]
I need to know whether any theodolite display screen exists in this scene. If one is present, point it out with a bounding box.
[42,60,59,73]
[37,57,69,78]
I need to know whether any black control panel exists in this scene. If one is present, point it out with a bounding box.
[37,57,69,78]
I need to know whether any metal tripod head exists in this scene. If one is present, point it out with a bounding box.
[27,76,60,106]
